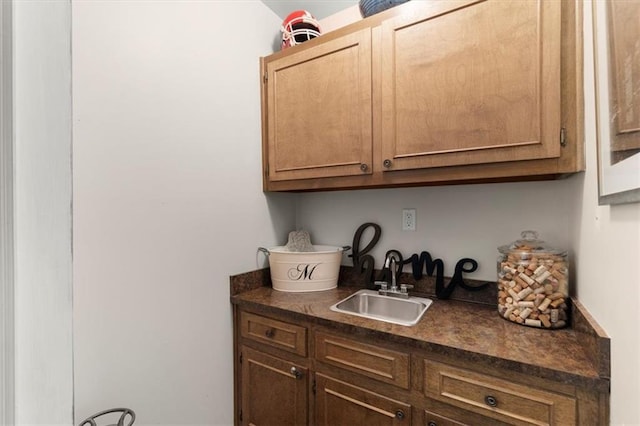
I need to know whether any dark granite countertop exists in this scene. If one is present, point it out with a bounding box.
[230,269,610,392]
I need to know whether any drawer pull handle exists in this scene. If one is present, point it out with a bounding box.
[427,422,437,426]
[264,328,275,338]
[395,410,405,420]
[383,159,392,168]
[484,395,498,407]
[290,367,303,379]
[360,163,368,172]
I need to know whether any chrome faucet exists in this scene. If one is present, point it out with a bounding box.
[375,253,413,298]
[387,254,399,292]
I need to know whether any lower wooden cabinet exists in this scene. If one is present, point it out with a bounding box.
[316,374,411,426]
[234,308,606,426]
[240,346,308,426]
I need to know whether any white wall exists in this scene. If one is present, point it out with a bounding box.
[320,5,361,34]
[297,181,573,280]
[13,0,74,423]
[72,1,292,424]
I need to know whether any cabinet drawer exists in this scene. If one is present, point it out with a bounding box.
[316,373,411,426]
[424,398,513,426]
[424,360,576,426]
[315,331,410,389]
[240,311,307,357]
[424,409,467,426]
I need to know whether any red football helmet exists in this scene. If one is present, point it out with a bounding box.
[281,10,321,50]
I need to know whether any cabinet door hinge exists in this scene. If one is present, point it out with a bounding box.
[239,352,243,364]
[239,409,242,422]
[560,127,567,147]
[263,72,268,83]
[312,378,316,395]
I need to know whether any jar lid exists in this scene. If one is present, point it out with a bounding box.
[498,230,566,256]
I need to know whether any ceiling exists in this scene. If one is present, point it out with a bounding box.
[261,0,358,20]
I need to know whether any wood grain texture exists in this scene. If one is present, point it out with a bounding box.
[233,290,609,425]
[424,399,514,426]
[265,28,373,181]
[241,311,308,357]
[315,373,411,426]
[315,331,410,389]
[381,0,561,170]
[424,359,577,426]
[606,0,640,157]
[261,0,583,192]
[241,346,309,426]
[559,0,584,173]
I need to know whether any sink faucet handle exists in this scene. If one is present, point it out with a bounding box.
[374,281,388,291]
[400,284,414,293]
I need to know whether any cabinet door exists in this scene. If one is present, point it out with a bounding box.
[424,359,576,425]
[315,331,410,389]
[241,346,308,426]
[380,0,562,171]
[264,29,373,182]
[315,374,411,426]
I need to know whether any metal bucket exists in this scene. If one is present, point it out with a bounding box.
[259,245,349,292]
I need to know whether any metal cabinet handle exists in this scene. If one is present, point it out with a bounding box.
[360,163,368,172]
[290,366,303,379]
[427,422,437,426]
[395,410,405,420]
[383,159,392,168]
[264,328,275,338]
[484,395,498,407]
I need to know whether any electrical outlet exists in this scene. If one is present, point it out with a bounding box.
[402,208,416,231]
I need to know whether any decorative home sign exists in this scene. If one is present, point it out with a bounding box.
[593,0,640,205]
[350,223,488,299]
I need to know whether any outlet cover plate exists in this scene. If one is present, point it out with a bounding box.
[402,208,416,231]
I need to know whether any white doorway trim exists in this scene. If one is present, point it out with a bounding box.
[0,0,15,424]
[11,1,73,421]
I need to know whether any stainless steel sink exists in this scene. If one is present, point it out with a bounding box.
[330,289,432,326]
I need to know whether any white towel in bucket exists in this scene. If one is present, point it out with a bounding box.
[285,230,315,252]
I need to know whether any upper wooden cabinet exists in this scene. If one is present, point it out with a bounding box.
[260,0,583,192]
[380,0,560,171]
[263,28,373,182]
